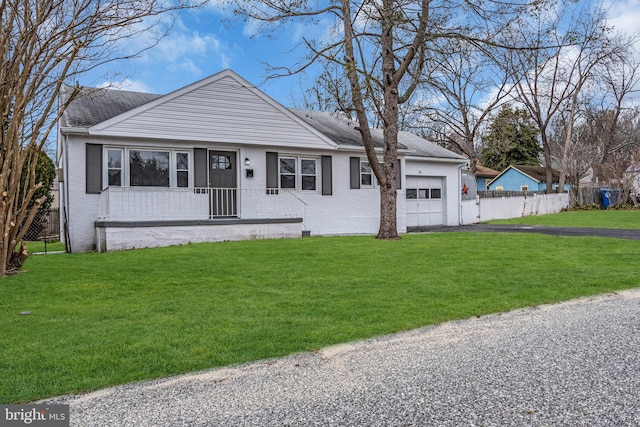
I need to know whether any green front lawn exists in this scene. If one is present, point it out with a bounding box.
[1,232,638,403]
[489,208,640,228]
[24,240,66,253]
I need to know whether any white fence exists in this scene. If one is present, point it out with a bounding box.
[99,187,306,221]
[461,193,570,224]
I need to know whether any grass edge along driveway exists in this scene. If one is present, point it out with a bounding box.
[2,227,639,403]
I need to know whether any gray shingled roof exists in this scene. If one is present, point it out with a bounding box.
[290,109,464,159]
[60,87,463,161]
[289,109,389,148]
[395,128,466,160]
[59,86,161,129]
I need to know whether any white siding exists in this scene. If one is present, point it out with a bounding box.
[62,136,103,252]
[241,149,404,236]
[91,75,334,150]
[59,68,464,252]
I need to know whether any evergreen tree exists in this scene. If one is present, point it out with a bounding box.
[481,105,541,171]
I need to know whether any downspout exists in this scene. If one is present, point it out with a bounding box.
[61,134,72,253]
[458,163,463,226]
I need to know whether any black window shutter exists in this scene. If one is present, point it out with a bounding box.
[86,143,102,194]
[396,159,402,190]
[266,152,278,188]
[321,155,332,195]
[194,148,208,187]
[350,157,360,189]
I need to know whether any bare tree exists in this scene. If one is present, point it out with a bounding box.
[506,0,617,193]
[409,39,514,175]
[297,63,355,115]
[1,0,204,275]
[229,0,535,239]
[548,108,597,205]
[582,107,640,184]
[589,42,640,183]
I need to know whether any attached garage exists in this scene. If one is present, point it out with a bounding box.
[405,176,445,227]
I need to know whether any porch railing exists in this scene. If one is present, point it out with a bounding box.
[99,187,306,221]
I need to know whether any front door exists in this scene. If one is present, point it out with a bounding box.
[209,151,237,216]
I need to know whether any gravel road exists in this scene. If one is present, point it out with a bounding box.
[46,288,640,426]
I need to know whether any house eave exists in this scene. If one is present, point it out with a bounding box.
[85,130,339,150]
[405,155,467,164]
[60,127,89,135]
[335,146,414,155]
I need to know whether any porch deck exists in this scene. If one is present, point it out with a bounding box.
[95,187,307,252]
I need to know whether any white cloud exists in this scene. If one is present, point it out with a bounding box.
[604,0,640,36]
[96,78,154,93]
[133,20,234,78]
[242,17,262,39]
[203,0,232,15]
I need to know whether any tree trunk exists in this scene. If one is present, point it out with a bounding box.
[558,104,576,193]
[378,182,399,239]
[375,0,400,240]
[540,132,554,193]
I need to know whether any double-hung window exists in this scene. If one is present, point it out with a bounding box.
[301,159,317,191]
[278,156,318,191]
[176,152,190,188]
[107,149,123,186]
[279,157,296,189]
[360,160,376,187]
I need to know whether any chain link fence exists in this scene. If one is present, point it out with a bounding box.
[24,207,60,243]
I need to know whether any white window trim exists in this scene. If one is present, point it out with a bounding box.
[106,148,123,187]
[104,146,193,189]
[278,155,320,192]
[360,159,378,188]
[174,151,192,188]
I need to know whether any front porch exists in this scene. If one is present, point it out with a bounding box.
[95,187,306,252]
[98,187,307,221]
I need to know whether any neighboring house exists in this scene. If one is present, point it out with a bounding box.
[475,164,500,191]
[57,69,466,253]
[487,165,567,192]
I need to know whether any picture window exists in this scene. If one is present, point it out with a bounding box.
[129,150,170,187]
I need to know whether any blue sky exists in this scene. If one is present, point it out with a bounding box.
[77,0,640,108]
[78,2,329,106]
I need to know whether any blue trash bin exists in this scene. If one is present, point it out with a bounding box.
[601,188,622,208]
[601,188,612,208]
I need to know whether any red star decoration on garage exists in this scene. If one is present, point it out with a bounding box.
[462,184,469,195]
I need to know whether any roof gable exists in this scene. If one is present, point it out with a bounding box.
[64,69,337,150]
[488,165,560,187]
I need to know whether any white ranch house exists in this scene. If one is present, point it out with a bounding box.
[57,69,466,252]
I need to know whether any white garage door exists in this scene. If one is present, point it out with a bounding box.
[406,176,444,227]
